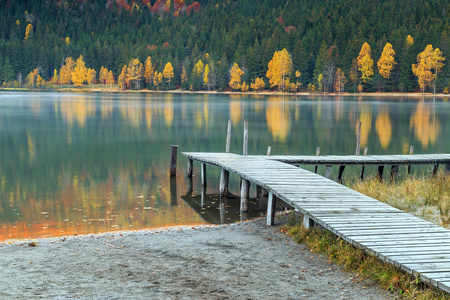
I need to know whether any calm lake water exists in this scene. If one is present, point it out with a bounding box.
[0,92,448,241]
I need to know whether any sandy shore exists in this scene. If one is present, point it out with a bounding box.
[0,213,394,299]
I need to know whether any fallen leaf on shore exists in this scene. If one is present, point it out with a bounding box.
[28,241,37,247]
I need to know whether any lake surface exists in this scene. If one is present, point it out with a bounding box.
[0,92,448,241]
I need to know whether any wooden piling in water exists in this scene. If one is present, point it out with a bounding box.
[266,192,276,226]
[360,147,368,180]
[407,146,414,175]
[390,165,399,181]
[267,146,271,156]
[337,165,345,184]
[377,165,384,181]
[240,179,250,212]
[243,120,248,156]
[187,159,193,177]
[314,147,320,174]
[201,163,207,186]
[356,121,361,156]
[325,165,332,179]
[219,120,232,198]
[432,163,439,176]
[170,177,177,206]
[170,145,178,177]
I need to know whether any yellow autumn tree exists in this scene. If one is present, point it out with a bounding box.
[107,70,115,89]
[72,55,88,87]
[266,48,292,91]
[203,64,210,90]
[229,62,244,90]
[241,82,249,92]
[377,43,396,79]
[295,70,301,91]
[118,65,127,90]
[181,66,188,90]
[87,68,96,89]
[99,66,109,88]
[163,62,174,89]
[412,44,445,93]
[251,77,265,91]
[60,56,75,87]
[51,69,58,85]
[357,42,374,82]
[127,59,142,90]
[24,23,33,41]
[144,56,154,87]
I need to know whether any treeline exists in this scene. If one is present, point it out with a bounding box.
[0,0,449,93]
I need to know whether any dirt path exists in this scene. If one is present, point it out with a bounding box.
[0,214,395,299]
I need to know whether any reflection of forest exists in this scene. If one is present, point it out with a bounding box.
[0,94,447,241]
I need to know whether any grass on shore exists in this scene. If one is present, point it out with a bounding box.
[285,171,450,299]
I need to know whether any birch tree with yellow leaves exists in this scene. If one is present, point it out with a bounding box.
[357,42,374,82]
[144,56,154,88]
[87,68,96,89]
[412,44,445,93]
[266,48,292,91]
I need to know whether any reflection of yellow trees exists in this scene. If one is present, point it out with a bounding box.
[375,111,392,149]
[252,101,263,113]
[0,166,206,241]
[195,102,209,129]
[355,108,372,147]
[229,101,242,126]
[410,101,440,148]
[60,98,95,128]
[27,134,36,163]
[121,104,142,128]
[266,97,290,141]
[100,101,113,119]
[163,96,174,127]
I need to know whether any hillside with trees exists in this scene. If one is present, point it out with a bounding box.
[0,0,449,93]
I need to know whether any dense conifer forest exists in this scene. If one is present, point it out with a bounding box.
[0,0,449,93]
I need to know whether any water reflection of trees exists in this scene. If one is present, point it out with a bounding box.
[266,97,291,141]
[375,110,392,149]
[410,100,440,149]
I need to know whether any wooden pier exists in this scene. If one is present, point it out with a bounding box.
[182,151,450,293]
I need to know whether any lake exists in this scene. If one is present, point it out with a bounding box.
[0,92,448,241]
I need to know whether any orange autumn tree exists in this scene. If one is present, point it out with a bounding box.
[229,62,244,90]
[266,48,292,91]
[357,42,374,82]
[412,44,445,93]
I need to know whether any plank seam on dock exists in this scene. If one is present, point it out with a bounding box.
[182,152,450,293]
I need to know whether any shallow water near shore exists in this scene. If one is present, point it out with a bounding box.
[0,92,448,241]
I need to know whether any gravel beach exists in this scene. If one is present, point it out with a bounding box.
[0,213,395,299]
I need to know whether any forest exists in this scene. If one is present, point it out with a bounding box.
[0,0,449,93]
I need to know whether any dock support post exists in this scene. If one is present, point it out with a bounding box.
[303,214,315,229]
[337,165,345,184]
[314,147,320,174]
[267,192,276,226]
[360,147,368,180]
[446,163,450,174]
[267,146,271,156]
[390,165,399,181]
[186,176,193,195]
[356,121,361,156]
[170,177,178,206]
[170,145,178,177]
[377,166,384,181]
[407,146,414,175]
[201,163,207,186]
[325,165,332,179]
[219,119,232,198]
[240,179,250,212]
[187,158,193,177]
[432,163,439,176]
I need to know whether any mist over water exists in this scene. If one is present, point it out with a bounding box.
[0,92,448,241]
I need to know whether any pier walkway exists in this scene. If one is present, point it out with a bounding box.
[183,152,450,293]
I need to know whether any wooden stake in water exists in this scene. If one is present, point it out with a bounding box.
[240,179,250,212]
[243,120,248,156]
[314,147,320,174]
[266,192,276,226]
[408,146,414,175]
[219,120,232,198]
[356,121,361,156]
[170,145,178,177]
[267,146,271,156]
[360,147,368,180]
